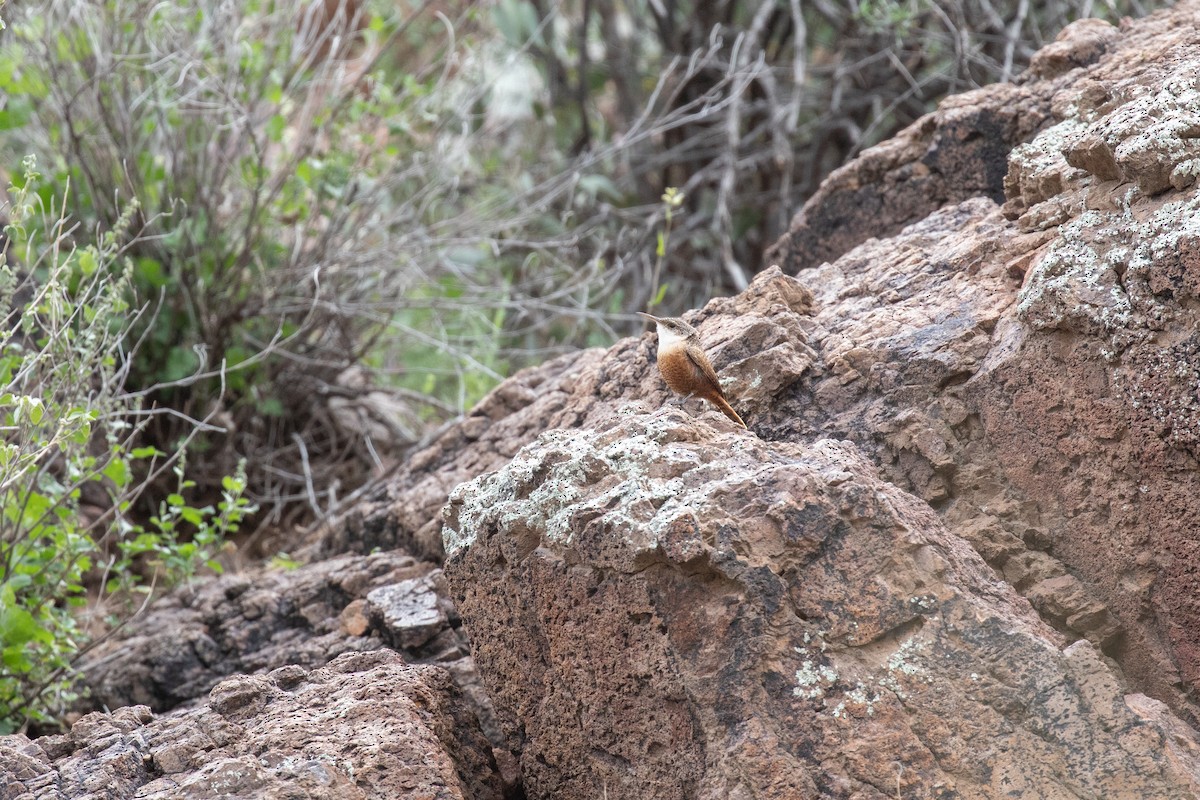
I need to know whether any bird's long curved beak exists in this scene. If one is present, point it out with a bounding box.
[637,312,662,324]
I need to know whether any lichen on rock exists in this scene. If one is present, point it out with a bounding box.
[442,414,1200,799]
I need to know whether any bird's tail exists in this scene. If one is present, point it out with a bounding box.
[707,393,747,428]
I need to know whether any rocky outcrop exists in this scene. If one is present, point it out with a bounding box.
[761,15,1125,274]
[443,415,1200,798]
[309,270,816,565]
[78,551,468,713]
[433,2,1200,796]
[1,651,504,800]
[778,0,1200,743]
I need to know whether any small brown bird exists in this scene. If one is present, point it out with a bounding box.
[638,312,746,428]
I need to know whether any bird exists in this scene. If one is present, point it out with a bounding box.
[637,311,746,428]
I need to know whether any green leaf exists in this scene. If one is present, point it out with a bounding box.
[0,596,38,647]
[0,103,32,132]
[135,257,168,289]
[3,645,33,672]
[77,249,98,276]
[266,114,287,143]
[492,0,540,47]
[102,458,129,488]
[652,283,669,307]
[577,174,621,203]
[5,574,31,592]
[161,346,199,383]
[259,396,284,417]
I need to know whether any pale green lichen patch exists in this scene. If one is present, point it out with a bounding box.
[802,630,829,653]
[1101,77,1200,193]
[1074,70,1200,175]
[830,682,879,719]
[442,418,762,558]
[792,618,940,719]
[886,636,929,678]
[1007,117,1089,205]
[1137,193,1200,266]
[1018,209,1132,336]
[793,653,839,700]
[1170,158,1200,190]
[874,635,933,704]
[1018,184,1200,345]
[792,631,933,716]
[443,428,590,556]
[1012,65,1200,344]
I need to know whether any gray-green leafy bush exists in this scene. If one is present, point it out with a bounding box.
[0,0,640,523]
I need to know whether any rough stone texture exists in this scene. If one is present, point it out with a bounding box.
[0,651,504,800]
[728,116,1200,717]
[986,6,1200,710]
[443,415,1200,799]
[365,570,456,651]
[78,552,468,713]
[762,14,1125,275]
[783,197,1148,667]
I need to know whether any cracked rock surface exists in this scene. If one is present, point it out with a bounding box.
[1,651,503,800]
[443,415,1200,799]
[77,552,470,714]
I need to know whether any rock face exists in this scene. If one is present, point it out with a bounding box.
[1,651,503,800]
[742,29,1200,706]
[443,414,1200,799]
[433,2,1200,797]
[78,552,469,715]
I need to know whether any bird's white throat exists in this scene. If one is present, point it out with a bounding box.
[655,324,686,350]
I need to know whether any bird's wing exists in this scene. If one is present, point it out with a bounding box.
[684,346,746,427]
[685,347,724,393]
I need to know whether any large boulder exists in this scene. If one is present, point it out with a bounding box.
[442,415,1200,799]
[435,2,1200,795]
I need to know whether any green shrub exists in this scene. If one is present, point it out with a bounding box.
[0,158,253,733]
[0,0,630,522]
